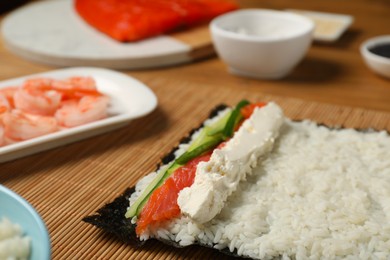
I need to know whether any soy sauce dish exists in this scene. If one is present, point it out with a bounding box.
[360,35,390,79]
[210,9,314,80]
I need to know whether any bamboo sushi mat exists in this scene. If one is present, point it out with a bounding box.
[2,77,390,260]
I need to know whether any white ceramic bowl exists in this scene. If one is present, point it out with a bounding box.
[360,35,390,79]
[210,9,314,79]
[0,185,51,260]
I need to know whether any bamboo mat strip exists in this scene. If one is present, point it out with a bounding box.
[1,77,390,259]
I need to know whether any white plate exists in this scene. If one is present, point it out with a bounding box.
[287,9,353,42]
[0,67,158,163]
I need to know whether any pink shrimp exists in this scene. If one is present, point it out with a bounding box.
[0,93,11,112]
[3,110,58,141]
[13,87,62,116]
[0,76,109,145]
[23,78,54,89]
[0,87,17,108]
[23,77,100,100]
[0,93,11,123]
[52,77,101,100]
[65,76,97,89]
[55,95,109,128]
[55,96,108,127]
[14,78,63,116]
[0,93,11,146]
[0,125,4,147]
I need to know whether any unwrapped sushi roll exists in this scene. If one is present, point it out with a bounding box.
[84,101,390,259]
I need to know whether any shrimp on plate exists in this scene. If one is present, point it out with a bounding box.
[0,87,17,108]
[14,78,62,116]
[3,110,58,141]
[0,125,4,147]
[0,92,11,123]
[0,76,109,147]
[52,76,102,100]
[0,93,11,112]
[14,87,62,116]
[0,93,11,146]
[55,95,109,128]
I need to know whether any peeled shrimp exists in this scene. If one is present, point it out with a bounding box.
[0,94,9,146]
[0,87,17,108]
[52,76,101,100]
[3,110,58,141]
[0,125,5,147]
[64,76,97,89]
[0,117,5,146]
[22,77,54,89]
[0,93,11,123]
[55,96,109,128]
[16,78,63,116]
[0,76,109,146]
[0,93,10,110]
[14,88,62,116]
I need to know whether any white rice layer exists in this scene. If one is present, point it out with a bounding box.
[132,119,390,260]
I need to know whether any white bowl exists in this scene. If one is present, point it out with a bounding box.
[360,35,390,79]
[210,9,314,79]
[0,185,51,260]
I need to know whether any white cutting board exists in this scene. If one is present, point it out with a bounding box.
[1,0,214,69]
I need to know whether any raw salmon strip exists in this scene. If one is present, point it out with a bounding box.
[136,153,211,235]
[74,0,238,42]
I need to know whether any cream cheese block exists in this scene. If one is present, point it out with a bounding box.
[177,102,284,223]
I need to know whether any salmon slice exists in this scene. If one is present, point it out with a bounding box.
[136,153,211,236]
[74,0,239,42]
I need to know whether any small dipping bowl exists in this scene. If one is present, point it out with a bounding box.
[0,185,51,260]
[210,9,314,80]
[360,35,390,79]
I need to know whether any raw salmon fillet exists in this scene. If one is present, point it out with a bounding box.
[74,0,238,42]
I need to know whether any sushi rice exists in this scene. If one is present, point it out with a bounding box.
[0,217,30,260]
[129,111,390,259]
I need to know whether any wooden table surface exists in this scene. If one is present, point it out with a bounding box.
[1,0,390,259]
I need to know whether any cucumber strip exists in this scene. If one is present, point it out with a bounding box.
[188,112,231,150]
[125,167,166,218]
[206,112,231,136]
[222,100,250,138]
[176,138,222,165]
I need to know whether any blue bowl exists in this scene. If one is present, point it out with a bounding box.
[0,185,51,260]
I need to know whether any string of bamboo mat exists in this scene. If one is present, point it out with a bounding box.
[1,78,390,259]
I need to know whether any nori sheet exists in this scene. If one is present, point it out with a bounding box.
[83,104,244,257]
[83,187,141,246]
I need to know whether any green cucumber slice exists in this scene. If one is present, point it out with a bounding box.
[125,162,180,218]
[176,138,222,165]
[206,112,231,136]
[222,99,250,138]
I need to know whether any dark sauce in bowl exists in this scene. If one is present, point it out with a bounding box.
[369,43,390,58]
